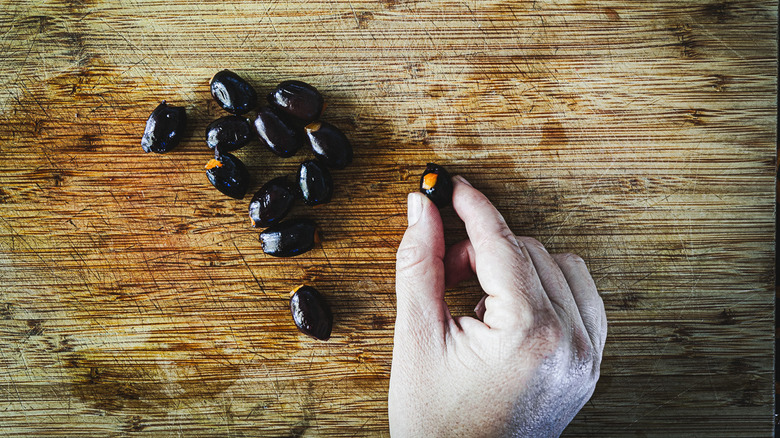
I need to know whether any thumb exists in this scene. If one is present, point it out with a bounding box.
[395,192,449,337]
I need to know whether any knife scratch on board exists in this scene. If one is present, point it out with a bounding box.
[231,239,268,299]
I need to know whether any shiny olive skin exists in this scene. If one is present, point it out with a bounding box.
[290,285,333,341]
[210,70,257,115]
[305,121,353,169]
[254,107,305,158]
[141,101,187,153]
[420,163,453,208]
[298,160,333,206]
[205,153,251,199]
[259,218,318,257]
[267,80,324,125]
[206,115,254,153]
[249,177,297,228]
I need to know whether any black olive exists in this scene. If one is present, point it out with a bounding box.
[298,160,333,206]
[420,163,453,208]
[141,101,187,153]
[249,177,297,228]
[206,115,254,153]
[290,285,332,341]
[210,70,257,115]
[259,218,318,257]
[267,80,324,125]
[304,121,353,169]
[205,153,251,199]
[254,107,305,158]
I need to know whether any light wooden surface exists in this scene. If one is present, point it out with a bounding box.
[0,0,776,436]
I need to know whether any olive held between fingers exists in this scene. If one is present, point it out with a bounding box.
[206,115,254,153]
[420,163,453,208]
[290,285,333,341]
[305,121,353,169]
[298,160,333,206]
[267,80,324,125]
[205,153,251,199]
[249,176,297,228]
[259,218,319,257]
[210,70,257,115]
[141,101,187,153]
[254,107,305,158]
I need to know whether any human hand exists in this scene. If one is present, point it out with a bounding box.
[389,176,607,437]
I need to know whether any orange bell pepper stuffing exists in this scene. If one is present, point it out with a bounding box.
[422,172,438,190]
[205,158,223,170]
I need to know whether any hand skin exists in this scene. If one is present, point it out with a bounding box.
[389,176,607,438]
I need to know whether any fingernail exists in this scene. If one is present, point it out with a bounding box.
[454,175,473,187]
[407,193,422,226]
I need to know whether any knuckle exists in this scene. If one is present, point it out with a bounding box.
[556,252,585,266]
[518,236,546,251]
[564,329,596,378]
[506,302,536,334]
[575,333,596,366]
[395,243,429,272]
[581,304,602,327]
[496,223,518,242]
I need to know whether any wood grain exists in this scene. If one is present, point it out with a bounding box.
[0,0,775,436]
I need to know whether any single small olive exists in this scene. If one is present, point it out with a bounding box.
[206,115,254,153]
[420,163,453,208]
[259,218,319,257]
[304,121,353,169]
[249,176,297,228]
[290,285,333,341]
[267,80,324,125]
[210,70,257,115]
[141,101,187,153]
[298,160,333,206]
[254,107,305,158]
[205,153,251,199]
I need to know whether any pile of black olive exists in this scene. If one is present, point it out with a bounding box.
[142,70,352,258]
[141,70,354,341]
[205,70,353,261]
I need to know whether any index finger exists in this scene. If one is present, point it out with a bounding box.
[451,176,553,329]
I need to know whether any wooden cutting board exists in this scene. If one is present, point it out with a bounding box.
[0,0,776,436]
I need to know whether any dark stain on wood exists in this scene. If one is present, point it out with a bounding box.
[685,108,707,126]
[25,319,44,337]
[79,133,100,151]
[66,346,242,413]
[712,74,729,92]
[0,303,12,320]
[540,119,568,153]
[125,415,145,432]
[288,423,309,438]
[371,314,391,330]
[716,308,737,325]
[356,11,374,29]
[702,1,735,23]
[54,336,75,353]
[602,7,621,21]
[617,292,641,310]
[77,363,149,412]
[671,23,698,58]
[672,326,691,343]
[379,0,401,9]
